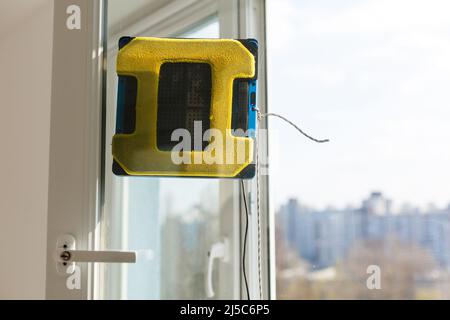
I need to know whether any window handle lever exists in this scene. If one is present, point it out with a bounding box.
[205,238,229,298]
[58,249,136,263]
[54,234,136,275]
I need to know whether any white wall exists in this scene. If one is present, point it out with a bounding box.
[0,0,53,299]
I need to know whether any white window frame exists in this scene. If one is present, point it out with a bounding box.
[46,0,272,300]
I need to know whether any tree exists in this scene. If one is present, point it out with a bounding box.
[276,235,443,299]
[332,236,439,299]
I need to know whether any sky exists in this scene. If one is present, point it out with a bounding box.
[266,0,450,211]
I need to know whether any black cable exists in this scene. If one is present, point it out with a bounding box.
[241,179,251,300]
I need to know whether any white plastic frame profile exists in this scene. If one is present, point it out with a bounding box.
[46,0,106,299]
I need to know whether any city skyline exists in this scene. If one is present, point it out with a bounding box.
[277,191,450,270]
[276,190,450,214]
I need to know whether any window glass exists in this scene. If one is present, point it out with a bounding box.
[268,0,450,299]
[102,4,231,299]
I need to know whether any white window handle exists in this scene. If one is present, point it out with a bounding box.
[58,249,136,263]
[54,234,136,275]
[205,238,229,298]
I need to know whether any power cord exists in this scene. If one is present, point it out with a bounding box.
[240,108,329,300]
[240,179,251,300]
[250,108,330,300]
[253,108,330,144]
